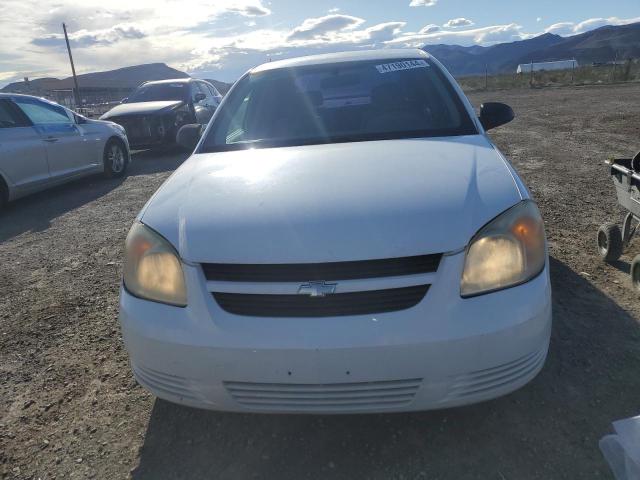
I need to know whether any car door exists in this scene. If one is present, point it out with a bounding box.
[71,113,105,169]
[0,99,50,195]
[13,96,89,181]
[191,82,214,125]
[200,82,219,122]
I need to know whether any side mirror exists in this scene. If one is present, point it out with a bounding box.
[194,93,206,103]
[121,97,128,104]
[177,124,203,151]
[479,102,514,131]
[75,115,87,124]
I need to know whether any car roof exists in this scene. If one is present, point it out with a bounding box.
[0,92,64,107]
[0,92,43,100]
[140,78,193,86]
[251,49,431,74]
[138,78,218,90]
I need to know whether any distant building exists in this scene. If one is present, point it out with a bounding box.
[517,60,579,74]
[1,63,190,109]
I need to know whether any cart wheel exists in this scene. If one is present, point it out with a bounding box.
[631,255,640,292]
[597,223,623,262]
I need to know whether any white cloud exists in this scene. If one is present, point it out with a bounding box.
[419,24,441,34]
[228,2,271,17]
[443,18,474,28]
[536,17,542,23]
[288,14,365,41]
[409,0,437,6]
[390,23,524,47]
[0,71,19,82]
[0,0,273,85]
[180,18,410,79]
[33,23,146,47]
[545,16,640,36]
[361,22,407,43]
[544,22,574,35]
[328,7,340,13]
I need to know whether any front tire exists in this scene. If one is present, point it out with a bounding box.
[0,179,7,211]
[597,223,623,262]
[631,255,640,292]
[104,139,128,178]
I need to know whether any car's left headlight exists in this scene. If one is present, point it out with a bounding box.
[461,200,546,297]
[123,222,187,307]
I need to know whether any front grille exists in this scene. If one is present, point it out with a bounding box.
[202,254,442,282]
[110,115,167,144]
[213,284,429,317]
[224,378,422,411]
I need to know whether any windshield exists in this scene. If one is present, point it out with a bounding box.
[201,58,476,152]
[126,83,188,103]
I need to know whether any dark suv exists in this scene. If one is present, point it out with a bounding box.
[100,78,222,149]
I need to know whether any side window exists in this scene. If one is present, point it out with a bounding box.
[0,100,29,128]
[206,84,221,105]
[223,92,251,144]
[14,98,71,125]
[199,82,214,102]
[192,83,207,102]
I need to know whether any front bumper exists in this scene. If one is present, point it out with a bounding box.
[108,114,178,149]
[119,251,552,413]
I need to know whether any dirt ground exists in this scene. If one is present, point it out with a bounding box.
[2,82,640,480]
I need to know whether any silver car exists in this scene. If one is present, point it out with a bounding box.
[0,93,130,209]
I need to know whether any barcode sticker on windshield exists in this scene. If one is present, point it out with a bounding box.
[375,59,429,74]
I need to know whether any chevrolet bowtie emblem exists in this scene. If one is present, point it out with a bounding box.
[297,281,337,297]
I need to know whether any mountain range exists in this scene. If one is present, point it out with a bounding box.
[2,63,189,94]
[1,63,233,96]
[424,22,640,76]
[2,22,639,94]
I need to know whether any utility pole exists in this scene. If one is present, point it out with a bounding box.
[62,23,81,108]
[484,64,488,91]
[571,59,575,84]
[529,60,534,88]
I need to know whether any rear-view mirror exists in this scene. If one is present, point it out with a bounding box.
[177,124,203,151]
[194,93,206,103]
[479,102,515,131]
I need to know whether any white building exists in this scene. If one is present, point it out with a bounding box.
[517,60,579,74]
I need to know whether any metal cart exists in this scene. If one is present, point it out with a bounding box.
[597,151,640,289]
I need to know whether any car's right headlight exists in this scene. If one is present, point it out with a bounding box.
[460,200,546,297]
[123,222,187,307]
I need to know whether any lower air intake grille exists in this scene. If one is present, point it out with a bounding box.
[441,347,548,402]
[224,378,422,411]
[212,284,429,317]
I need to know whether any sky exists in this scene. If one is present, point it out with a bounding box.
[0,0,639,86]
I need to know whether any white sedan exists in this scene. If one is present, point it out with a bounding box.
[0,93,130,209]
[120,49,551,413]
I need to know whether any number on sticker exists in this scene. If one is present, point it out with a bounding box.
[375,60,429,74]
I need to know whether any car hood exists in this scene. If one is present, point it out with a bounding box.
[85,118,121,128]
[100,100,183,119]
[140,135,523,263]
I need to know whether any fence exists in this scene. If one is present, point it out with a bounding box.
[458,59,640,92]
